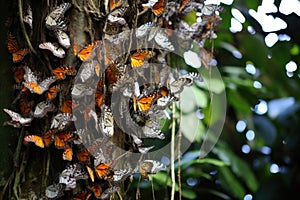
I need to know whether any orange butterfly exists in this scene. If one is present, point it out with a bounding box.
[134,94,157,112]
[61,99,79,114]
[7,33,30,63]
[88,184,102,199]
[52,66,77,80]
[19,98,34,117]
[43,130,54,147]
[63,145,73,161]
[54,132,75,149]
[86,166,95,182]
[109,0,122,11]
[77,148,91,163]
[73,191,92,200]
[95,162,112,179]
[14,66,25,83]
[95,77,104,107]
[105,63,120,84]
[152,0,164,16]
[131,50,155,68]
[47,85,60,100]
[179,0,189,12]
[24,135,45,148]
[74,40,99,61]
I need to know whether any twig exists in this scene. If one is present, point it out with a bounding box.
[170,102,176,200]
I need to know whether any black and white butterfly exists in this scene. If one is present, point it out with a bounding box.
[3,108,33,127]
[45,2,71,31]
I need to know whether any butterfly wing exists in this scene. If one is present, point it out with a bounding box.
[24,135,45,148]
[13,48,29,63]
[7,33,19,53]
[77,43,95,61]
[86,166,95,182]
[63,145,73,161]
[152,0,164,16]
[100,105,114,137]
[38,76,57,94]
[95,163,111,179]
[47,85,60,100]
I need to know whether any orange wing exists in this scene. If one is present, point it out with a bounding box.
[88,184,102,199]
[24,135,45,148]
[95,163,111,179]
[105,63,119,84]
[7,33,19,53]
[54,132,74,149]
[43,130,54,147]
[131,51,155,68]
[63,145,73,161]
[109,0,122,11]
[24,82,42,94]
[152,0,164,16]
[179,0,189,12]
[95,78,104,107]
[13,48,30,63]
[73,191,92,200]
[61,99,79,114]
[137,96,156,112]
[52,67,69,80]
[19,98,33,117]
[86,166,95,182]
[77,149,91,163]
[14,66,25,83]
[47,85,60,100]
[78,43,95,61]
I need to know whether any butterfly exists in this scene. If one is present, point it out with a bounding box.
[60,99,79,114]
[142,119,165,139]
[153,29,174,51]
[19,97,34,117]
[105,63,122,85]
[54,132,76,149]
[95,162,112,179]
[62,145,73,161]
[50,113,77,130]
[74,40,99,61]
[47,85,60,100]
[45,2,71,31]
[88,184,102,199]
[24,76,57,94]
[139,160,166,180]
[33,101,56,118]
[179,0,189,12]
[24,135,44,148]
[169,72,200,94]
[136,22,155,39]
[45,183,65,199]
[39,42,65,58]
[100,186,120,200]
[73,191,92,200]
[54,29,70,49]
[52,66,77,80]
[77,148,91,163]
[14,66,25,83]
[95,77,105,108]
[71,84,94,98]
[3,108,33,127]
[131,50,155,68]
[43,130,55,147]
[23,4,32,29]
[152,0,164,16]
[109,0,122,12]
[7,33,30,63]
[99,105,114,137]
[112,169,132,183]
[86,166,95,182]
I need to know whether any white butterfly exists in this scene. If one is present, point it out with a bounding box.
[45,2,71,31]
[23,5,32,29]
[45,183,65,199]
[112,169,132,183]
[3,108,33,127]
[79,60,95,82]
[169,72,200,94]
[142,119,165,139]
[100,105,114,137]
[50,113,77,130]
[33,101,56,118]
[54,29,70,49]
[23,75,57,94]
[136,22,155,39]
[39,42,66,58]
[71,84,94,98]
[153,29,174,51]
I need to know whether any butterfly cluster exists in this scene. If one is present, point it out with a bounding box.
[3,0,221,199]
